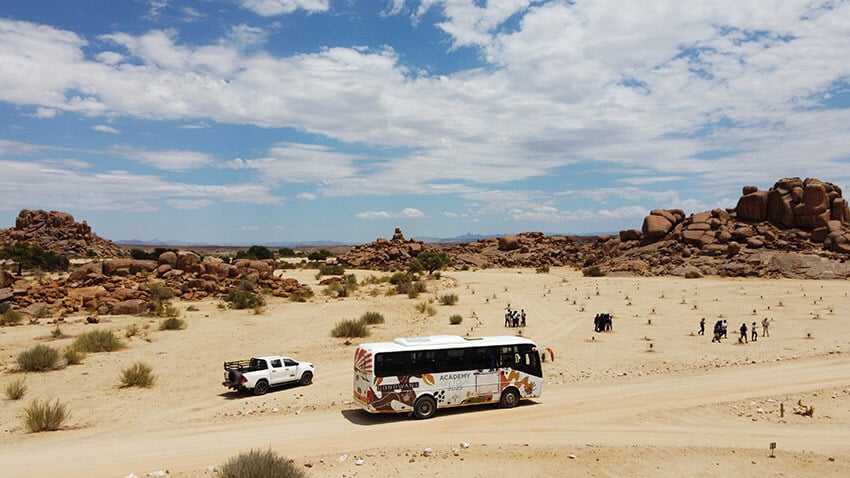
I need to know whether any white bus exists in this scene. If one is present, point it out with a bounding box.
[353,335,543,419]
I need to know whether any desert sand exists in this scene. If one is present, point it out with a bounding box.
[2,267,849,477]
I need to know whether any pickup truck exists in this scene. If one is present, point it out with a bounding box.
[222,356,314,395]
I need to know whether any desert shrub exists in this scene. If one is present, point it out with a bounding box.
[50,326,66,339]
[582,265,607,277]
[536,264,550,273]
[164,306,180,317]
[120,362,156,388]
[438,293,459,306]
[159,317,186,331]
[6,377,27,400]
[278,247,296,257]
[63,347,84,365]
[219,448,307,478]
[449,314,464,325]
[24,398,69,432]
[1,309,23,326]
[226,289,265,310]
[235,245,274,261]
[415,302,437,316]
[17,344,61,372]
[0,302,10,314]
[318,263,345,276]
[331,319,370,338]
[34,305,53,319]
[289,290,313,302]
[125,323,139,338]
[361,275,390,285]
[360,311,385,325]
[0,243,69,272]
[685,270,703,279]
[73,329,124,353]
[416,251,450,274]
[307,249,333,261]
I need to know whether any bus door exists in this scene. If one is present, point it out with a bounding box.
[474,371,499,395]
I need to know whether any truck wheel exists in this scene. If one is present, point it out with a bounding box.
[413,395,437,419]
[299,371,313,386]
[253,380,269,396]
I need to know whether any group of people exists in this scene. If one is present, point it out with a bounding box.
[504,308,527,328]
[700,317,770,343]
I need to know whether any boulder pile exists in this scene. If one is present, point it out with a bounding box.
[0,209,127,257]
[340,228,426,270]
[443,232,581,269]
[3,251,312,316]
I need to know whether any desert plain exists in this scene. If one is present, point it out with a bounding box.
[1,266,849,477]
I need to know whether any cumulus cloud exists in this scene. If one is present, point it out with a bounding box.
[297,192,317,200]
[356,207,425,219]
[114,146,214,171]
[34,107,59,119]
[239,0,330,16]
[93,125,120,133]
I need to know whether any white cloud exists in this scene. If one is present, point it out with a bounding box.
[356,207,425,220]
[226,24,268,50]
[93,125,120,133]
[95,51,124,65]
[166,199,213,210]
[242,143,363,184]
[114,146,214,171]
[356,210,392,219]
[145,0,169,20]
[297,192,317,200]
[34,107,59,119]
[400,207,424,218]
[240,225,260,231]
[239,0,330,16]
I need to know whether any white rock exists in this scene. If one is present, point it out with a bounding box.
[422,448,433,457]
[337,453,348,462]
[272,407,280,413]
[355,458,365,466]
[206,466,217,472]
[756,408,764,414]
[569,454,576,459]
[125,474,138,478]
[460,442,469,449]
[147,472,166,478]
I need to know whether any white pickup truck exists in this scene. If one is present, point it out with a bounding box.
[222,355,314,395]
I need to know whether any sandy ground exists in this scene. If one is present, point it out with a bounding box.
[1,267,849,477]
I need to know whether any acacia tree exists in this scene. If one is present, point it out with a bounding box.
[416,251,449,275]
[0,243,69,273]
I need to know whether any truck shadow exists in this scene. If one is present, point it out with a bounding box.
[218,382,308,400]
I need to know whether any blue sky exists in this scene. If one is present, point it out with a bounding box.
[1,1,850,245]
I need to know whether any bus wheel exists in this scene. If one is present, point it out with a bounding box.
[413,396,437,419]
[500,387,519,408]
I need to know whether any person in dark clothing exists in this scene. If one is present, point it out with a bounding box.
[712,321,722,343]
[698,318,705,335]
[520,309,526,327]
[740,322,748,343]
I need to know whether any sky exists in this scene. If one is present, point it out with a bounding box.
[1,1,850,245]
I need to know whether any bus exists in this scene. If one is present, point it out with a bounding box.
[353,335,542,419]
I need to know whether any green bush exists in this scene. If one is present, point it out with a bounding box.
[6,377,27,400]
[24,398,69,432]
[536,264,550,273]
[0,302,10,314]
[331,319,370,338]
[582,265,607,277]
[415,302,437,316]
[159,317,186,330]
[147,282,176,304]
[235,245,274,261]
[438,293,459,306]
[685,270,703,279]
[63,347,84,365]
[289,290,313,302]
[219,449,307,478]
[416,251,449,274]
[1,309,23,326]
[0,243,69,271]
[278,247,296,257]
[17,344,61,371]
[120,362,156,388]
[449,314,464,325]
[73,329,124,353]
[360,311,385,325]
[307,249,333,261]
[226,289,266,309]
[317,263,345,276]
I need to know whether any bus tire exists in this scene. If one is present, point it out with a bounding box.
[413,395,437,419]
[499,387,520,409]
[253,380,269,396]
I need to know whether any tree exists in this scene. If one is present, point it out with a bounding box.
[416,251,449,275]
[307,249,332,261]
[235,245,273,260]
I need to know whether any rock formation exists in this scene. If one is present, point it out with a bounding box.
[0,209,127,257]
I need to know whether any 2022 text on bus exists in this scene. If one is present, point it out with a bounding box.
[353,335,543,419]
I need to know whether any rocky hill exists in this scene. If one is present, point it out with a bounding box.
[0,209,127,258]
[340,177,850,279]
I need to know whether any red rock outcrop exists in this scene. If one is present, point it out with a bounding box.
[0,209,127,257]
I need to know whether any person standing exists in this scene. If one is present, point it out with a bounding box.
[751,322,758,342]
[520,309,527,327]
[721,320,728,339]
[699,318,706,335]
[504,308,512,328]
[761,317,770,337]
[740,322,748,343]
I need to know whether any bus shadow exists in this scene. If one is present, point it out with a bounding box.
[340,400,541,425]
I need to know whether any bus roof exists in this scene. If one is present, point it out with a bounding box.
[357,335,537,353]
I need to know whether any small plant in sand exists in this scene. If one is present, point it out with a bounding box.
[73,329,124,353]
[359,311,385,325]
[159,317,186,331]
[63,347,84,365]
[17,344,62,372]
[24,398,69,432]
[289,289,313,302]
[449,314,463,325]
[120,362,156,388]
[536,264,550,273]
[33,305,53,319]
[414,301,437,316]
[0,308,23,326]
[5,377,27,400]
[125,323,139,338]
[438,293,459,306]
[50,325,66,339]
[582,265,607,277]
[219,449,307,478]
[225,288,266,310]
[331,319,370,338]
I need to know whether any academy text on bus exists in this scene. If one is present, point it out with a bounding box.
[353,335,542,419]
